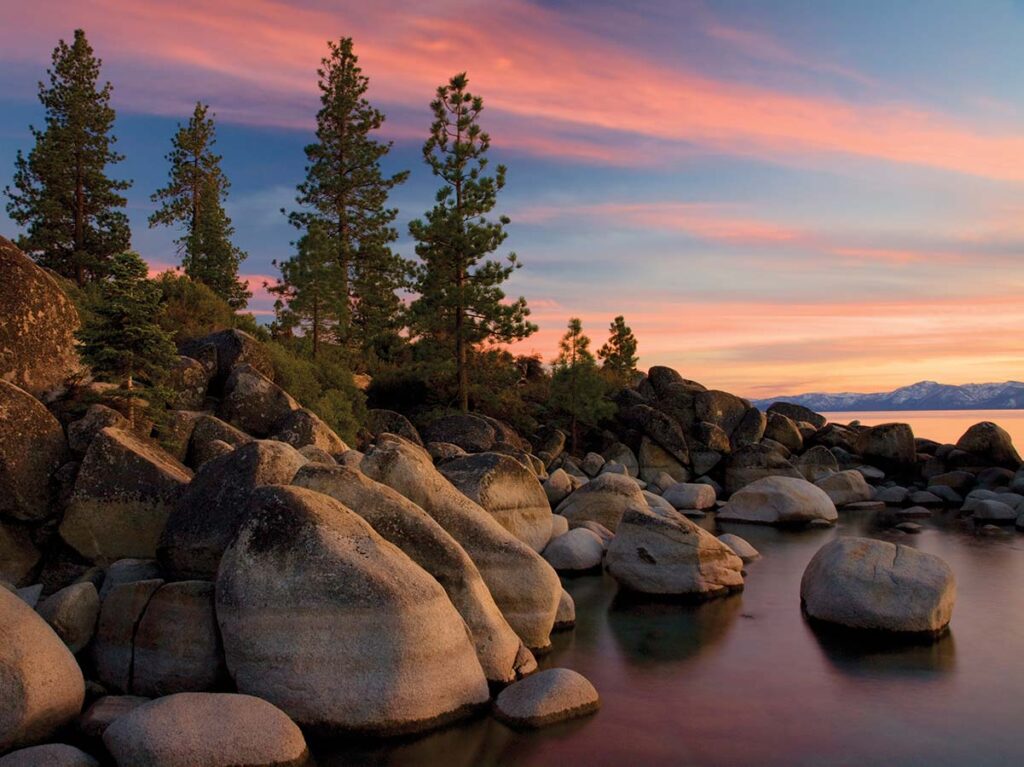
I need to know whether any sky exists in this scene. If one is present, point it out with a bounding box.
[1,0,1023,397]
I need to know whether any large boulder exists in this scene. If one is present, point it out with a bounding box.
[35,582,99,654]
[77,695,150,741]
[0,381,67,521]
[292,464,528,685]
[955,422,1021,469]
[92,580,164,693]
[67,404,130,455]
[793,445,839,482]
[269,407,348,455]
[731,407,767,449]
[606,507,744,597]
[764,412,803,453]
[718,476,837,525]
[801,537,955,634]
[722,443,802,495]
[0,521,41,586]
[218,365,299,438]
[555,472,647,533]
[0,236,82,397]
[543,469,573,507]
[638,436,689,483]
[767,402,827,430]
[0,588,85,752]
[186,414,252,468]
[59,428,192,564]
[179,329,274,391]
[365,409,422,446]
[653,381,702,432]
[694,390,748,437]
[814,469,874,507]
[493,668,600,729]
[165,356,209,411]
[602,442,638,477]
[132,581,226,697]
[158,440,306,579]
[421,413,496,453]
[662,482,717,511]
[439,452,552,552]
[103,693,307,767]
[854,423,916,470]
[216,485,490,735]
[361,436,560,651]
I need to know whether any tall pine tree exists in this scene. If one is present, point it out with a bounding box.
[287,37,408,357]
[149,102,250,308]
[266,223,345,357]
[76,251,178,425]
[550,318,614,453]
[598,315,639,385]
[5,29,131,285]
[408,73,536,412]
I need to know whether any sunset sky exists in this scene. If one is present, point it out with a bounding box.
[1,0,1022,397]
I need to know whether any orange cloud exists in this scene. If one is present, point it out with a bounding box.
[6,0,1024,179]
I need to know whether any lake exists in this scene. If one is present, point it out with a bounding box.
[820,409,1024,447]
[315,511,1024,767]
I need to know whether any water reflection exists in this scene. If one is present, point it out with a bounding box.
[607,590,743,666]
[806,619,957,678]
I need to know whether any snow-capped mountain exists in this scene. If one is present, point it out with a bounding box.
[751,381,1024,412]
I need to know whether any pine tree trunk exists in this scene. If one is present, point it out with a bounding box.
[126,374,135,429]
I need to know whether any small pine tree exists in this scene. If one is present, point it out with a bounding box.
[408,72,536,412]
[5,29,131,285]
[266,223,346,358]
[150,102,250,308]
[550,318,614,453]
[598,315,639,385]
[76,251,178,425]
[287,37,408,352]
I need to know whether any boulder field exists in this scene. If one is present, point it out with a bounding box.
[0,238,1017,760]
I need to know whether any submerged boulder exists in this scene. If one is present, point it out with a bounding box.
[103,693,307,767]
[158,440,306,579]
[493,668,599,729]
[439,452,552,552]
[0,588,85,752]
[555,472,647,533]
[606,507,744,597]
[361,437,560,652]
[59,428,192,563]
[292,463,528,685]
[718,476,837,525]
[216,485,490,735]
[0,380,67,521]
[801,537,955,635]
[0,236,82,397]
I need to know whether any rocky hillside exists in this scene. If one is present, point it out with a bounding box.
[2,235,1022,763]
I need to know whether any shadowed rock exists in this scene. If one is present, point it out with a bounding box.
[180,329,274,391]
[0,380,67,521]
[0,744,97,766]
[36,582,99,654]
[955,422,1021,469]
[218,365,299,437]
[0,236,82,397]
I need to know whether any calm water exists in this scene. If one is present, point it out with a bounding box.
[316,512,1024,767]
[820,409,1024,447]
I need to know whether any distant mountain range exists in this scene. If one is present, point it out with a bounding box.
[751,381,1024,412]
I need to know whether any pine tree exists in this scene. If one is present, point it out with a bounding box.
[266,223,345,358]
[149,102,250,308]
[76,251,178,425]
[5,29,131,285]
[598,315,639,385]
[408,73,536,412]
[287,37,408,354]
[551,318,614,453]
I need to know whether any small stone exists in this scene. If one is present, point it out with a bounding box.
[494,669,599,728]
[717,533,760,563]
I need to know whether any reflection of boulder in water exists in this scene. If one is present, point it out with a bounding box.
[608,590,743,665]
[806,618,957,678]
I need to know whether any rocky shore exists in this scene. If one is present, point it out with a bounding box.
[2,235,1022,764]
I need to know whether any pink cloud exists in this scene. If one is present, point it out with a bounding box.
[4,1,1024,179]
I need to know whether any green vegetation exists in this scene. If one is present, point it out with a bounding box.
[598,315,639,386]
[5,29,131,285]
[549,318,615,453]
[408,73,537,412]
[150,102,250,308]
